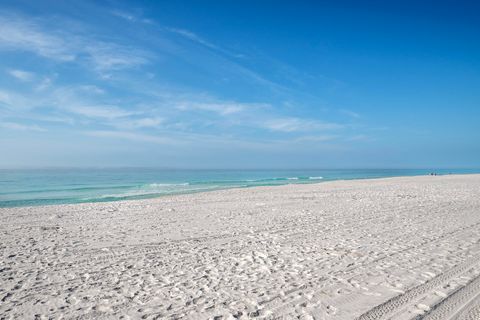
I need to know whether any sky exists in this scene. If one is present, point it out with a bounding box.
[0,0,479,168]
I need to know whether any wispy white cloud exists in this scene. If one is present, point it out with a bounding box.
[165,29,336,98]
[0,90,13,107]
[293,135,338,142]
[35,115,75,125]
[114,117,164,129]
[346,134,370,141]
[49,86,139,120]
[0,14,151,71]
[176,101,260,116]
[85,43,150,71]
[80,126,349,155]
[340,109,361,118]
[84,130,175,144]
[130,117,164,128]
[1,86,142,126]
[75,85,105,95]
[35,77,53,91]
[8,69,34,81]
[262,117,342,132]
[69,105,138,119]
[0,15,75,61]
[165,27,248,61]
[0,17,75,61]
[84,129,276,150]
[1,121,46,132]
[0,82,353,146]
[166,28,221,51]
[111,10,153,24]
[111,10,136,22]
[0,89,33,110]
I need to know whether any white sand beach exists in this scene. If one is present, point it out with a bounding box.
[1,174,480,319]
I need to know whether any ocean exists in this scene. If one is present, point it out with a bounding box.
[0,168,478,208]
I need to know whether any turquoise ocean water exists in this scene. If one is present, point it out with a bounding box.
[0,168,478,208]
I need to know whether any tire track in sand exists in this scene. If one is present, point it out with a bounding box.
[417,271,480,320]
[355,252,480,320]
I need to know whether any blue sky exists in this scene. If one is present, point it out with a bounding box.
[0,0,479,168]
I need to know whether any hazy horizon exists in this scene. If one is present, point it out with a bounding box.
[1,166,479,171]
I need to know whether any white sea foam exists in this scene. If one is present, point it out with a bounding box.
[309,176,323,180]
[82,184,220,201]
[147,183,189,188]
[287,177,299,180]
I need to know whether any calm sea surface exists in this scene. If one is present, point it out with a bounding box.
[0,168,478,208]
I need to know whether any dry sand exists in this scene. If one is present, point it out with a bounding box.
[1,174,480,319]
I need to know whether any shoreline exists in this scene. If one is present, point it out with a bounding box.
[2,172,479,210]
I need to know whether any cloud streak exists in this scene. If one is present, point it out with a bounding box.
[1,121,46,132]
[340,109,361,118]
[68,105,138,119]
[0,13,151,71]
[176,101,257,116]
[84,130,175,144]
[8,69,34,81]
[0,15,75,61]
[262,117,342,132]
